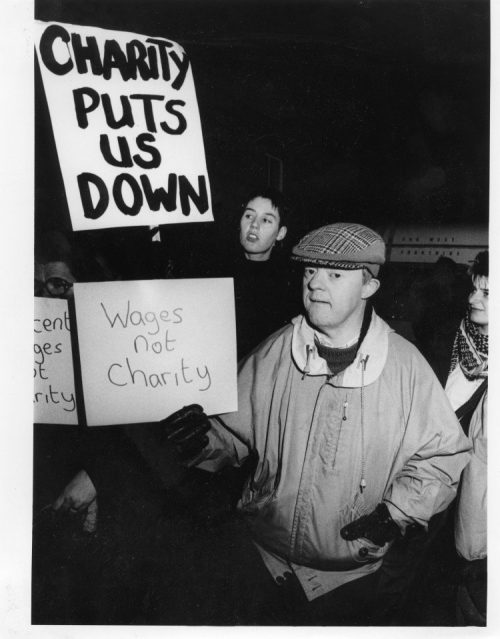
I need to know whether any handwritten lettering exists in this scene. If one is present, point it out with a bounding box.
[34,310,71,334]
[39,25,190,88]
[134,330,176,353]
[100,301,183,332]
[33,385,76,412]
[73,88,187,134]
[34,341,63,365]
[107,356,211,392]
[78,172,209,219]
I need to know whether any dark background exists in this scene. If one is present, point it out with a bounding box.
[32,2,490,624]
[35,0,489,271]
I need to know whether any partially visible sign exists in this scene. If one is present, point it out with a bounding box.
[73,279,237,426]
[35,21,212,231]
[34,298,78,425]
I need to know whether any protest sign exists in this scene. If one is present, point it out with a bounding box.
[73,279,237,426]
[34,21,212,231]
[34,297,78,425]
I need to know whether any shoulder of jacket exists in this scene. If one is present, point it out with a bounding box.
[388,331,426,360]
[384,332,439,381]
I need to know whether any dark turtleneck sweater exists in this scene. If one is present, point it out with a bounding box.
[315,304,372,376]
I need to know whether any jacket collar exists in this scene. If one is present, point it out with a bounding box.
[291,310,392,387]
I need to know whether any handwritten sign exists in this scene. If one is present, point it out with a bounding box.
[73,279,237,426]
[35,21,212,231]
[34,298,78,425]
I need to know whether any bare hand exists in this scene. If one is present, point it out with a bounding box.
[53,469,97,512]
[53,470,98,532]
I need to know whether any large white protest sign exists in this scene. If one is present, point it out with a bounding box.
[34,298,78,425]
[73,279,237,426]
[34,21,213,231]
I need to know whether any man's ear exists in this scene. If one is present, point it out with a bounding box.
[361,277,380,299]
[277,226,287,242]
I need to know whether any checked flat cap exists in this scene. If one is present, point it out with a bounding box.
[292,222,385,276]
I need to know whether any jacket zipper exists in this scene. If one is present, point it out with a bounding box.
[359,355,369,493]
[342,399,348,421]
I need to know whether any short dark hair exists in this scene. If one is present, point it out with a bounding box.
[470,250,488,279]
[241,187,290,228]
[362,267,374,284]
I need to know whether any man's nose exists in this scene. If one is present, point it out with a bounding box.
[250,218,259,229]
[308,270,324,289]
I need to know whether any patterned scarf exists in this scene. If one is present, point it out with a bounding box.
[449,314,488,380]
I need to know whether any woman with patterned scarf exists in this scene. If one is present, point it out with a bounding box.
[445,250,488,626]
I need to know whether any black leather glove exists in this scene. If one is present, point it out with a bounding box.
[340,503,401,547]
[161,404,211,460]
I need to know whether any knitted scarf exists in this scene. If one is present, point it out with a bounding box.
[449,314,488,380]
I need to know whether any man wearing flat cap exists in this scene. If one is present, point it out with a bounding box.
[163,222,470,624]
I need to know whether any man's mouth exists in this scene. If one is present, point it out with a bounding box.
[247,233,259,241]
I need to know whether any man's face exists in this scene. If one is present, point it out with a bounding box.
[302,266,369,338]
[239,196,286,261]
[469,275,489,334]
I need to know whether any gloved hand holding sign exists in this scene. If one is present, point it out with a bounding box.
[162,404,211,461]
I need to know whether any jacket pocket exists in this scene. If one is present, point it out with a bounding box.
[339,496,389,565]
[349,537,391,564]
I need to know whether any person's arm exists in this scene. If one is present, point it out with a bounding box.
[342,348,471,545]
[193,414,251,472]
[382,360,471,532]
[54,424,167,502]
[455,392,487,560]
[162,348,263,472]
[161,405,252,473]
[51,427,136,532]
[77,426,138,496]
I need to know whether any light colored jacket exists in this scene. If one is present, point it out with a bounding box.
[455,391,487,561]
[199,311,471,572]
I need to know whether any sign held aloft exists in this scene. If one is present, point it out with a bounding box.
[35,21,213,231]
[34,298,78,425]
[73,279,237,426]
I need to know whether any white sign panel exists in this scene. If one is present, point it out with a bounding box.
[35,21,213,231]
[34,297,78,425]
[73,279,237,426]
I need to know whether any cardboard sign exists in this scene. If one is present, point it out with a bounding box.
[73,279,237,426]
[34,21,213,231]
[34,298,78,425]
